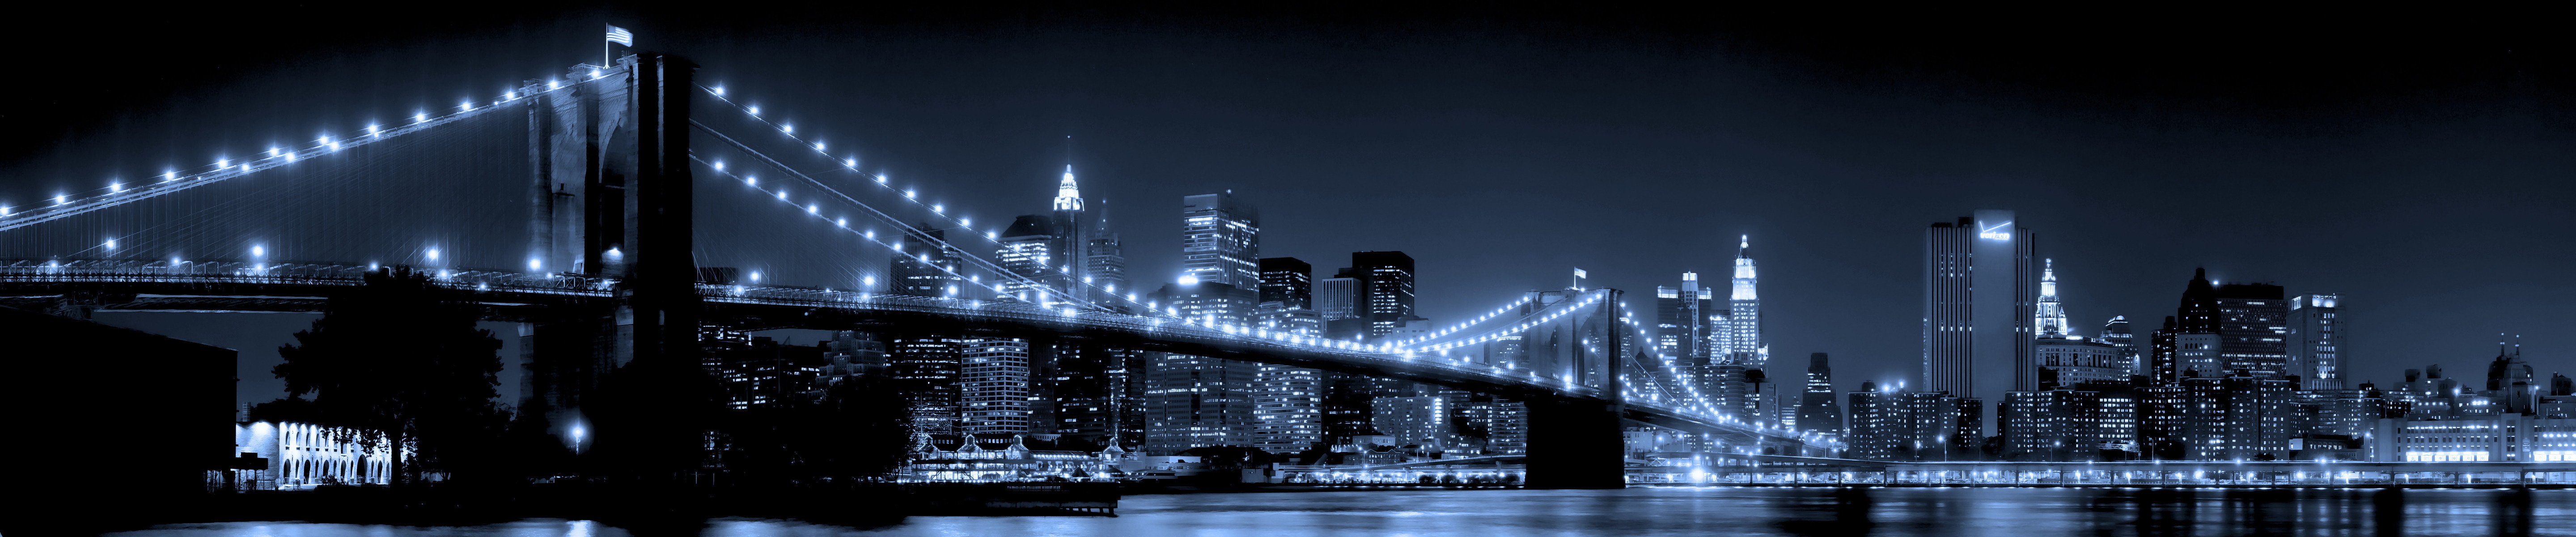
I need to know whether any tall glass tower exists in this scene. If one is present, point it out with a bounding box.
[1729,236,1765,366]
[1180,192,1259,288]
[1051,165,1090,305]
[1923,210,2037,413]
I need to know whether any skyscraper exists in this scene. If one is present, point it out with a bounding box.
[890,335,965,436]
[2214,281,2289,378]
[2286,294,2344,390]
[1729,236,1764,365]
[1254,257,1324,453]
[2101,316,2139,377]
[1143,351,1256,454]
[1352,251,1421,340]
[1923,210,2038,411]
[1797,353,1844,437]
[960,338,1032,435]
[1144,278,1261,453]
[1657,272,1714,367]
[1180,192,1259,288]
[1086,200,1128,311]
[1253,362,1324,453]
[1258,257,1314,311]
[2157,268,2232,379]
[890,225,962,298]
[1052,165,1090,304]
[2034,259,2071,337]
[995,214,1063,303]
[1315,275,1360,322]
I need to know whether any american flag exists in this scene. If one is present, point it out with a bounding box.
[1573,268,1588,278]
[606,25,634,46]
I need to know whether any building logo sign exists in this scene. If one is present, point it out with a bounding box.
[1979,221,2013,240]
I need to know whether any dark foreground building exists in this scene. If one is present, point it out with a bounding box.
[2,306,235,527]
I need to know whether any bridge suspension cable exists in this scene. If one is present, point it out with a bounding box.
[684,143,1176,320]
[684,85,1168,318]
[0,74,594,234]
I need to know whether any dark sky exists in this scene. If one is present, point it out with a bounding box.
[5,6,2569,408]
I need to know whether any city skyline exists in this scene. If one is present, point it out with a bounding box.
[2,9,2566,413]
[11,8,2576,535]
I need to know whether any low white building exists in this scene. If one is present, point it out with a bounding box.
[233,421,398,490]
[2367,414,2576,463]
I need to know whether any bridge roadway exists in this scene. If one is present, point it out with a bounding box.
[0,258,1811,452]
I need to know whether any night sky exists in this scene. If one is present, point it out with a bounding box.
[4,6,2569,409]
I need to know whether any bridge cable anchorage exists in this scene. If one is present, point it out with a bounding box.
[0,76,574,234]
[684,87,1157,315]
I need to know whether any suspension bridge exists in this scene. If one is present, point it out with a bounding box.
[0,53,1826,488]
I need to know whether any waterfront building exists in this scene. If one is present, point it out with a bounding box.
[905,434,1128,482]
[2138,383,2190,460]
[2003,389,2096,461]
[2182,372,2294,460]
[1253,362,1326,454]
[1923,210,2038,412]
[1898,391,1975,461]
[2286,294,2344,389]
[1796,353,1844,437]
[1844,382,1897,460]
[1180,192,1259,288]
[961,338,1033,435]
[2363,412,2576,463]
[232,421,398,489]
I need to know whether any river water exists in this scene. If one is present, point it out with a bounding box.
[112,487,2572,536]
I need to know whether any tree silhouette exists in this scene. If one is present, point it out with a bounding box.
[273,267,504,486]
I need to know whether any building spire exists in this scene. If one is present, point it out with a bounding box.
[2036,258,2069,337]
[1052,164,1083,211]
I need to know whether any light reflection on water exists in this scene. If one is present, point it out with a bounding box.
[113,487,2571,536]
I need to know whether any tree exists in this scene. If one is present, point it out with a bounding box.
[710,375,915,486]
[274,267,504,486]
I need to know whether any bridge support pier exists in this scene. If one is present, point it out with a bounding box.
[1523,396,1626,489]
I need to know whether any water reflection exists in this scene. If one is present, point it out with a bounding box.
[114,487,2572,537]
